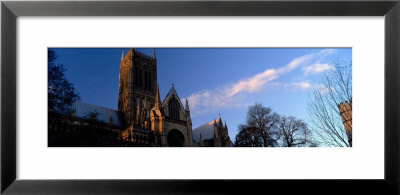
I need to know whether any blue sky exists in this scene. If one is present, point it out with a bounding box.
[50,48,352,140]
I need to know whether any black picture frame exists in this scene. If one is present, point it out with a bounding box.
[1,0,399,194]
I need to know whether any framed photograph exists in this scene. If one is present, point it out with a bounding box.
[2,0,400,194]
[46,47,351,148]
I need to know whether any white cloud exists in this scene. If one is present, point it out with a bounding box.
[227,69,278,97]
[288,81,312,90]
[303,63,333,75]
[185,49,336,116]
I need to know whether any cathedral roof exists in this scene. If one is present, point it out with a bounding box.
[192,118,222,143]
[72,101,125,127]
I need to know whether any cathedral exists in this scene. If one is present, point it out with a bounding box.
[116,48,194,146]
[48,48,232,147]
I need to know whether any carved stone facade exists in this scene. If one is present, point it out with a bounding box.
[338,101,352,147]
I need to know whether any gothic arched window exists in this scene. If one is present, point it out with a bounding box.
[168,97,180,120]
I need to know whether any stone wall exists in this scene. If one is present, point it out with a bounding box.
[48,112,144,147]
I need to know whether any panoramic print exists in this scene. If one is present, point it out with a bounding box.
[48,48,352,147]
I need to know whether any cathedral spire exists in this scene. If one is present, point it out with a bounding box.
[185,98,190,112]
[155,84,161,110]
[121,49,125,61]
[218,114,222,126]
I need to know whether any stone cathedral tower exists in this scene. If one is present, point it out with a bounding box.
[117,48,193,147]
[118,49,157,128]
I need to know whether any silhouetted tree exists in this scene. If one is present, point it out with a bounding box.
[307,59,352,147]
[278,116,312,147]
[48,49,80,113]
[235,103,280,147]
[234,125,263,147]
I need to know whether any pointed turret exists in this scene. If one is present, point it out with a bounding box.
[155,84,161,110]
[121,49,125,61]
[218,113,222,126]
[224,121,229,138]
[213,116,221,146]
[184,98,192,124]
[185,98,190,112]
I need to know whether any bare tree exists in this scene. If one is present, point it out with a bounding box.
[235,103,280,147]
[48,49,80,114]
[278,116,311,147]
[234,125,263,147]
[307,59,352,147]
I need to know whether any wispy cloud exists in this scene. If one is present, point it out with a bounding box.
[303,63,333,75]
[286,81,312,90]
[185,49,335,116]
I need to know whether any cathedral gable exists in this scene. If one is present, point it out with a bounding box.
[161,85,185,111]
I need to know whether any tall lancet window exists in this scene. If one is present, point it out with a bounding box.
[137,68,142,88]
[148,73,152,91]
[168,97,180,120]
[135,68,140,87]
[144,71,149,90]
